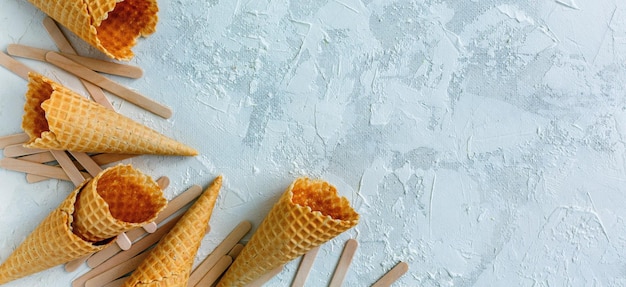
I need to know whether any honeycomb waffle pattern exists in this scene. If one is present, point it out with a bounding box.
[73,165,166,242]
[0,185,114,285]
[27,0,157,60]
[22,74,198,156]
[216,177,359,287]
[122,176,222,287]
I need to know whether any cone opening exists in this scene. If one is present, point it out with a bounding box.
[97,0,158,59]
[22,75,52,139]
[290,178,359,221]
[96,165,166,223]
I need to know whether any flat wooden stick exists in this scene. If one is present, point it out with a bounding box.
[69,151,103,177]
[18,151,56,164]
[188,221,252,286]
[50,150,85,187]
[100,277,126,287]
[72,215,183,287]
[66,176,170,273]
[227,243,245,259]
[7,44,143,79]
[42,17,115,111]
[329,239,358,287]
[370,262,409,287]
[0,157,89,181]
[86,185,203,268]
[195,255,233,287]
[247,265,284,287]
[0,51,31,80]
[45,52,172,118]
[3,144,47,157]
[0,133,29,149]
[291,246,320,287]
[84,251,149,287]
[27,153,136,183]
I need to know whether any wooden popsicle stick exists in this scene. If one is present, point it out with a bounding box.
[42,17,115,111]
[69,151,103,177]
[329,239,359,287]
[227,243,245,259]
[86,185,203,268]
[7,44,143,79]
[84,251,149,287]
[195,255,233,287]
[0,51,31,80]
[45,52,172,119]
[3,144,47,157]
[142,222,157,233]
[188,221,253,286]
[247,265,285,287]
[370,262,409,287]
[50,150,86,186]
[116,233,132,251]
[0,133,29,149]
[291,246,320,287]
[0,157,89,181]
[72,215,183,287]
[26,153,137,183]
[18,151,56,164]
[100,277,126,287]
[64,254,92,273]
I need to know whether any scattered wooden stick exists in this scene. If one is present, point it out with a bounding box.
[50,150,85,186]
[45,51,172,119]
[26,153,136,183]
[7,44,143,79]
[86,185,203,268]
[83,251,149,287]
[17,151,56,164]
[291,246,320,287]
[370,262,409,287]
[3,144,47,157]
[187,221,252,286]
[69,151,105,177]
[227,243,244,259]
[42,17,115,111]
[329,239,358,287]
[0,133,29,149]
[247,265,285,287]
[0,157,90,181]
[195,255,233,287]
[0,51,32,80]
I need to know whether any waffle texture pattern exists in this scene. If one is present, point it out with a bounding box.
[122,176,223,287]
[27,0,158,60]
[22,73,198,156]
[217,177,359,287]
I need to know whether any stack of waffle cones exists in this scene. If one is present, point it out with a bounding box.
[122,176,223,286]
[0,164,166,285]
[217,177,360,287]
[22,73,197,156]
[26,0,158,60]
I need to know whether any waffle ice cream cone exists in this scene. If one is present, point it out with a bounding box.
[0,165,166,285]
[27,0,158,60]
[122,176,223,287]
[22,73,198,156]
[217,177,360,287]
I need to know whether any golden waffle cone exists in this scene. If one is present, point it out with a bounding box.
[27,0,157,60]
[74,164,168,242]
[0,165,166,285]
[217,177,360,287]
[122,176,223,287]
[22,73,198,156]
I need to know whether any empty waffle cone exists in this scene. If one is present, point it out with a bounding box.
[0,165,166,285]
[27,0,157,60]
[216,177,360,287]
[22,73,198,156]
[122,176,223,287]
